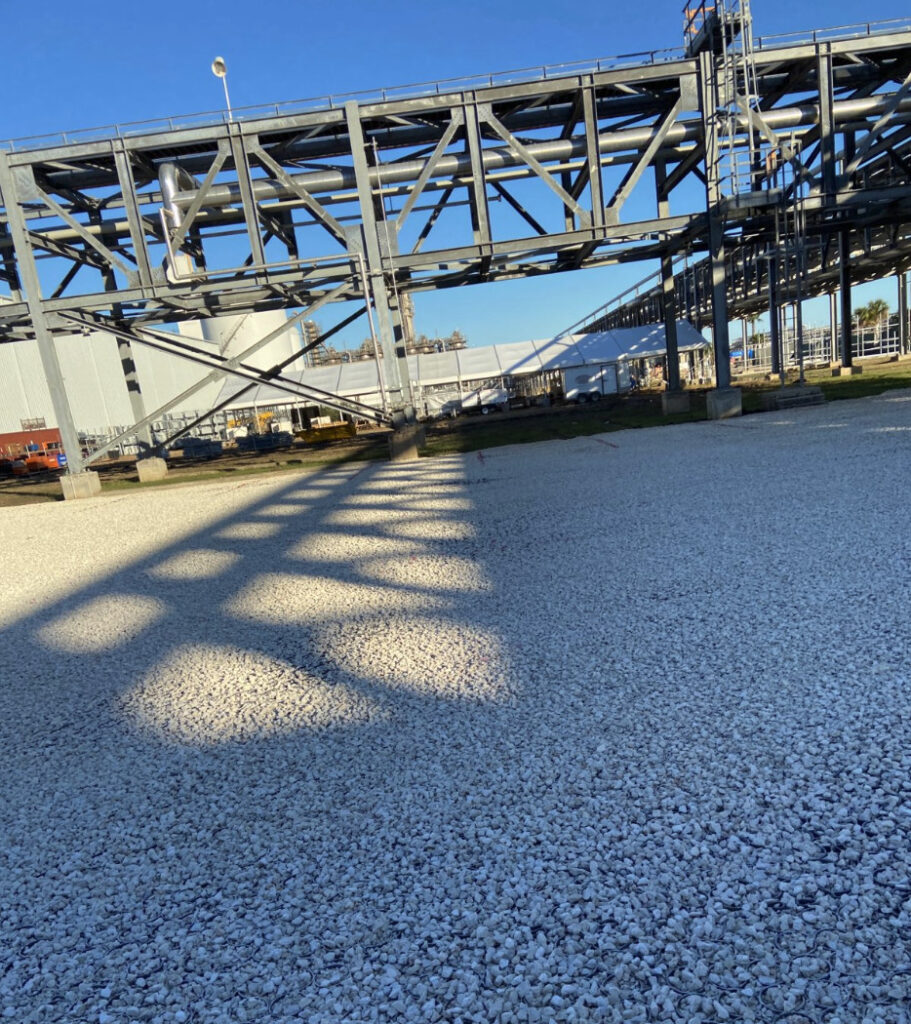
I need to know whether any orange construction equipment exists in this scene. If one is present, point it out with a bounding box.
[0,428,67,472]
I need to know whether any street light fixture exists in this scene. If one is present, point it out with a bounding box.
[211,56,233,122]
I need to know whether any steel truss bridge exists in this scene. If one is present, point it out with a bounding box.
[1,4,911,483]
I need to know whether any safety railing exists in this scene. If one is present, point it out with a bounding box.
[754,17,911,50]
[0,46,683,153]
[4,15,909,154]
[731,321,905,374]
[683,2,719,45]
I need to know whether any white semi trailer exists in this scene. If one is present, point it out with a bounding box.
[561,362,630,402]
[459,387,511,414]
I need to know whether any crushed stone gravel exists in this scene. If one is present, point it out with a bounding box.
[1,391,910,1023]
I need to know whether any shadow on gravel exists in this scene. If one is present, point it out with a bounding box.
[2,459,522,747]
[0,456,544,1020]
[2,412,911,1023]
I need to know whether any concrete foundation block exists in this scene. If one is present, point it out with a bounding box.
[706,387,743,420]
[60,471,102,501]
[661,390,691,415]
[388,424,425,461]
[136,457,169,482]
[832,365,863,376]
[762,385,826,411]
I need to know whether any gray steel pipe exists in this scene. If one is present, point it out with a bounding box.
[1,92,907,258]
[159,163,182,233]
[166,92,911,210]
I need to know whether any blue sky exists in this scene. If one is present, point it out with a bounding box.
[5,1,909,346]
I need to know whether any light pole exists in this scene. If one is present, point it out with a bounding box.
[211,56,233,122]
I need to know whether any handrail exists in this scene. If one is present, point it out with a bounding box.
[0,46,683,153]
[683,2,719,41]
[2,16,909,154]
[754,17,911,49]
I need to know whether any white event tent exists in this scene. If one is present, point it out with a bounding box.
[213,321,710,417]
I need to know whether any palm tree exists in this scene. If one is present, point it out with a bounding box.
[857,298,890,334]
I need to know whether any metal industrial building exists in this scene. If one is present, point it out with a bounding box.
[1,0,910,494]
[0,311,304,442]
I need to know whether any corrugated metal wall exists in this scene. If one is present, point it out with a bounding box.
[0,316,300,434]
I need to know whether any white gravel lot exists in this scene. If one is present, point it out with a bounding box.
[1,392,910,1024]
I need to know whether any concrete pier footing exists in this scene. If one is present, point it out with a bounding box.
[136,457,169,483]
[60,471,102,500]
[661,390,691,415]
[706,388,743,420]
[388,424,425,461]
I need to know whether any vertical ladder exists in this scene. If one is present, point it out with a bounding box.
[685,1,761,196]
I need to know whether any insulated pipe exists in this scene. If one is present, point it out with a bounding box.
[165,93,911,211]
[160,162,203,280]
[0,94,908,260]
[0,143,699,256]
[160,163,182,231]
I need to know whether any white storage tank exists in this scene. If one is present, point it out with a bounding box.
[200,311,301,373]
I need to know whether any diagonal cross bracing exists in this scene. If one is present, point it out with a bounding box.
[1,18,911,477]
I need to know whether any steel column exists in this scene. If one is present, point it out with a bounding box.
[656,162,680,391]
[829,291,839,362]
[839,230,853,366]
[662,254,681,389]
[899,272,909,355]
[345,100,413,417]
[0,153,86,476]
[699,51,732,390]
[817,45,837,201]
[768,256,781,378]
[98,246,152,451]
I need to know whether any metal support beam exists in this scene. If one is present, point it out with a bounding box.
[656,162,680,391]
[607,99,684,221]
[662,254,681,391]
[396,111,463,228]
[899,271,909,355]
[841,69,911,182]
[103,259,152,451]
[115,333,152,450]
[582,86,605,228]
[71,303,383,464]
[111,144,155,288]
[817,46,837,201]
[839,229,853,366]
[0,152,87,476]
[768,255,781,377]
[829,290,839,362]
[345,100,413,416]
[227,128,267,268]
[463,101,494,275]
[81,283,354,462]
[482,104,591,228]
[699,51,732,391]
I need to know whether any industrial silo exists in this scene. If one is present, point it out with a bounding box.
[200,311,301,373]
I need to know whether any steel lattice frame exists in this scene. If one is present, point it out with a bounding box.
[1,18,910,476]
